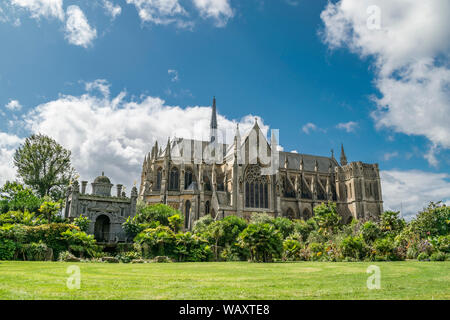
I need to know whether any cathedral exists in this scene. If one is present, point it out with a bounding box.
[139,98,383,230]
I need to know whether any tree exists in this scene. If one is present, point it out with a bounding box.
[137,204,182,226]
[238,223,283,262]
[410,202,449,237]
[38,200,62,222]
[313,202,341,232]
[13,134,75,199]
[0,181,43,214]
[380,210,405,235]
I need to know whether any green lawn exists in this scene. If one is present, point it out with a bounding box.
[0,261,448,300]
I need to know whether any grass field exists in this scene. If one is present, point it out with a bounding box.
[0,261,448,300]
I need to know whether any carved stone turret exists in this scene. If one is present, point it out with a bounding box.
[340,144,348,166]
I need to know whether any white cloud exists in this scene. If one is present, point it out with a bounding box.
[192,0,233,27]
[168,69,179,82]
[336,121,358,133]
[320,0,450,166]
[0,132,23,186]
[383,151,398,161]
[85,79,111,97]
[64,5,97,48]
[126,0,189,27]
[381,169,450,220]
[5,99,22,111]
[103,0,122,20]
[11,0,64,21]
[19,81,268,193]
[302,122,324,134]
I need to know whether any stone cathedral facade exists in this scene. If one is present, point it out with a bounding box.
[139,98,383,230]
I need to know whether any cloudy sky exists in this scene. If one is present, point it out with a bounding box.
[0,0,449,219]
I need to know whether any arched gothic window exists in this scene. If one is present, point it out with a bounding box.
[205,201,210,215]
[244,165,269,209]
[185,200,191,229]
[204,176,212,191]
[302,208,312,220]
[185,169,193,189]
[286,208,295,220]
[155,168,162,190]
[169,167,179,190]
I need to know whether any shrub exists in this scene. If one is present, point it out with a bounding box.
[238,223,283,262]
[307,230,328,244]
[152,256,172,263]
[197,216,248,261]
[417,252,429,261]
[73,215,90,233]
[249,212,274,224]
[437,235,450,253]
[307,242,325,261]
[116,251,141,263]
[283,237,304,261]
[411,202,449,238]
[406,246,418,259]
[135,225,176,258]
[0,210,45,226]
[217,216,248,246]
[221,243,250,261]
[23,241,49,261]
[373,237,403,261]
[58,250,80,262]
[339,235,366,260]
[360,221,381,243]
[322,240,341,262]
[0,239,16,260]
[122,216,151,239]
[271,217,294,239]
[138,204,182,227]
[430,251,446,261]
[380,211,406,236]
[37,200,62,223]
[417,239,434,256]
[313,202,341,232]
[174,232,212,262]
[26,223,80,259]
[123,204,181,239]
[292,219,315,242]
[168,214,182,233]
[192,215,214,234]
[61,228,99,258]
[0,182,43,214]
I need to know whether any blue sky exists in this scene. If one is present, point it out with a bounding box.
[0,0,449,218]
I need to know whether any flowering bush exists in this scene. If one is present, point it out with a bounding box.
[338,235,367,260]
[283,237,304,261]
[373,237,404,261]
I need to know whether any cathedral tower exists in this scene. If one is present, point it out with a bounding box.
[210,97,218,143]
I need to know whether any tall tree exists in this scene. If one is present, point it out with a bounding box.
[13,134,75,199]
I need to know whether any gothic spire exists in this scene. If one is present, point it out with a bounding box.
[234,123,240,149]
[210,96,218,143]
[165,138,171,159]
[340,143,348,166]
